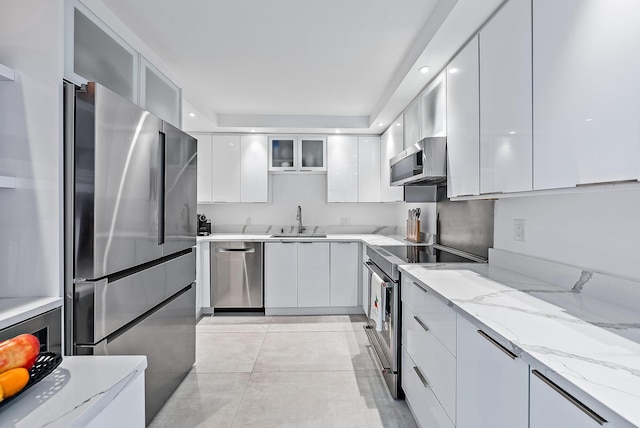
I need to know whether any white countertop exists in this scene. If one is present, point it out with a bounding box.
[197,233,419,246]
[0,298,63,331]
[0,355,147,427]
[400,263,640,427]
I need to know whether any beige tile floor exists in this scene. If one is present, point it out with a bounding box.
[149,314,417,427]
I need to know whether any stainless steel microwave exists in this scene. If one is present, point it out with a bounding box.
[389,137,447,186]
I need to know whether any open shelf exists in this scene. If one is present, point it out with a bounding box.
[0,63,15,81]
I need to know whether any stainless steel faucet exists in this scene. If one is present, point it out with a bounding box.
[296,205,305,233]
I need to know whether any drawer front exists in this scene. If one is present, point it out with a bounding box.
[402,274,457,355]
[404,305,456,423]
[402,346,455,428]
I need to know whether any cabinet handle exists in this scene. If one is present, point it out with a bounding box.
[413,281,428,293]
[576,178,638,187]
[531,370,607,425]
[477,330,517,360]
[413,316,429,332]
[217,248,255,253]
[413,366,429,388]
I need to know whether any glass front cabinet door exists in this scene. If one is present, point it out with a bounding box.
[269,136,326,171]
[298,137,326,171]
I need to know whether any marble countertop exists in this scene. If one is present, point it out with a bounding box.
[0,355,147,427]
[0,298,63,331]
[400,263,640,427]
[196,233,419,246]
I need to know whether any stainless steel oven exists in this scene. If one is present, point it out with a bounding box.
[363,259,400,397]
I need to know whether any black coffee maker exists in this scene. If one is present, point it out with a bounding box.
[197,214,211,236]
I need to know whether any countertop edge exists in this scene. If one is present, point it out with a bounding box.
[0,297,64,331]
[398,263,640,427]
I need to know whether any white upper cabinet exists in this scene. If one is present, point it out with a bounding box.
[327,135,359,202]
[212,136,241,202]
[140,56,181,127]
[298,137,327,171]
[479,0,532,194]
[240,135,269,203]
[358,136,381,202]
[447,36,480,198]
[533,0,640,190]
[196,134,213,202]
[269,136,326,172]
[268,136,297,171]
[421,73,447,138]
[380,119,404,202]
[65,1,138,103]
[403,100,421,150]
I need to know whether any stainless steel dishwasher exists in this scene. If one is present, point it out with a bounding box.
[210,241,264,310]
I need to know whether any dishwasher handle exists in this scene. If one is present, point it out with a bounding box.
[216,248,256,253]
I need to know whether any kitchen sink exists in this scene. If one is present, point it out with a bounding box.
[270,233,327,238]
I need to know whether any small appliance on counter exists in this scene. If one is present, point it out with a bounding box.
[198,214,211,236]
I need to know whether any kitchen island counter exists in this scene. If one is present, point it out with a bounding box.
[0,355,147,427]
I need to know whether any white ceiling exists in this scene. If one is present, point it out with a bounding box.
[100,0,503,134]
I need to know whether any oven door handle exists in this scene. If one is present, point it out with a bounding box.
[363,261,393,284]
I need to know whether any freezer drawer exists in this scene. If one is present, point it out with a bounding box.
[76,284,196,425]
[75,250,195,344]
[211,241,263,309]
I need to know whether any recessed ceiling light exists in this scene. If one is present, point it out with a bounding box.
[585,118,593,122]
[377,122,384,127]
[509,131,516,134]
[419,66,430,74]
[396,123,402,127]
[188,113,196,117]
[250,129,256,133]
[448,68,459,74]
[335,129,341,133]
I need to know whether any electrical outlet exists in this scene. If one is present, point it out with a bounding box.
[513,219,526,242]
[340,216,351,225]
[245,217,251,225]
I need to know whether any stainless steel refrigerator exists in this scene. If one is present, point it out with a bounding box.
[63,81,197,424]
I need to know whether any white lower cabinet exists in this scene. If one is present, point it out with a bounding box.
[297,242,330,307]
[456,314,529,428]
[265,242,298,308]
[401,273,456,426]
[530,369,608,428]
[265,241,359,311]
[402,346,454,428]
[330,242,359,307]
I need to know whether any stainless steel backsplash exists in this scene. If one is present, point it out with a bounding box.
[436,198,494,259]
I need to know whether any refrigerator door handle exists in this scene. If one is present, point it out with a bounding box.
[158,131,166,245]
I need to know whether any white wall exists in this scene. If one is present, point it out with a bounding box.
[0,0,64,297]
[199,174,399,232]
[494,188,640,280]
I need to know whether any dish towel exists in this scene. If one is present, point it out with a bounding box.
[370,271,385,332]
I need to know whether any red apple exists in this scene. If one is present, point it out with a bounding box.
[0,334,40,373]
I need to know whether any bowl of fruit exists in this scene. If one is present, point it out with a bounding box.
[0,334,62,407]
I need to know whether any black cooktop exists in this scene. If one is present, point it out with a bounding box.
[377,245,481,264]
[367,244,486,281]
